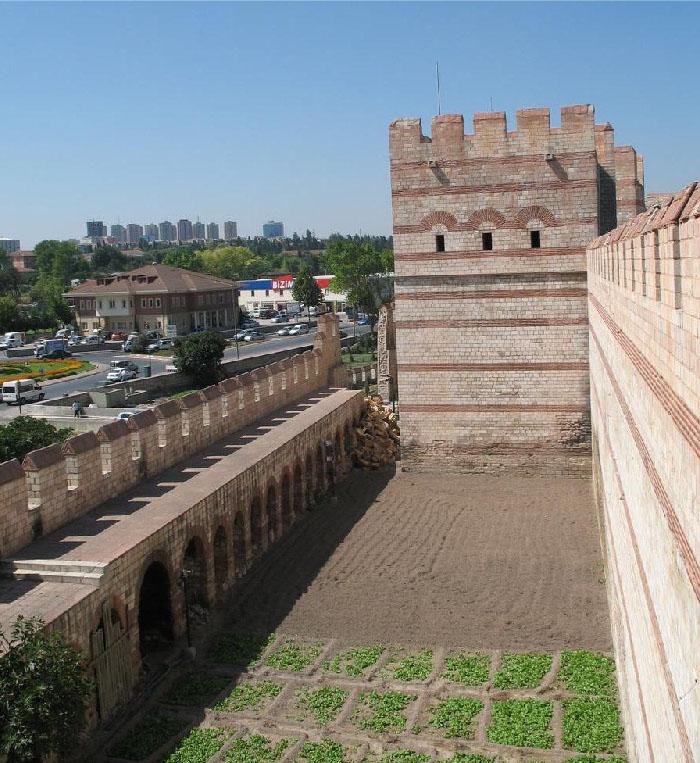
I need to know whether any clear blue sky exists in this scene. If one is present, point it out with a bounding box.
[1,1,699,248]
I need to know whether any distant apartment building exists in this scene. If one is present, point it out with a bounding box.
[144,223,159,242]
[159,221,177,242]
[0,238,20,254]
[110,224,127,243]
[238,274,347,314]
[206,222,220,240]
[192,221,206,240]
[263,220,284,238]
[126,223,143,245]
[177,219,193,241]
[64,263,239,335]
[224,221,238,239]
[86,220,107,237]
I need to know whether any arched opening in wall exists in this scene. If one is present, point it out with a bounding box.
[266,481,278,545]
[233,511,247,576]
[335,430,342,470]
[213,526,229,600]
[250,492,264,555]
[92,604,132,718]
[293,461,303,515]
[344,422,353,464]
[182,536,208,609]
[315,443,325,501]
[138,561,174,656]
[280,470,292,529]
[305,451,314,507]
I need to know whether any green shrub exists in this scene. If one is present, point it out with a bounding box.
[562,698,622,753]
[428,696,483,738]
[265,639,322,672]
[493,652,552,689]
[558,651,615,696]
[323,644,384,677]
[165,728,226,763]
[299,686,348,725]
[487,699,554,749]
[214,680,281,712]
[441,652,490,686]
[355,690,416,733]
[225,734,290,762]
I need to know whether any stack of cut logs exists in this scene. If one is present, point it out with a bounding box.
[352,395,400,468]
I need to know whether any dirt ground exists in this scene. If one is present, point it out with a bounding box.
[227,466,611,652]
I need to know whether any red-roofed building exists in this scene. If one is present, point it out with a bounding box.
[64,264,239,336]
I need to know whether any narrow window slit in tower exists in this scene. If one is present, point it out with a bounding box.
[482,232,493,251]
[435,234,445,252]
[530,230,541,249]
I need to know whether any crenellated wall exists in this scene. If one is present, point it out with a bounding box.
[587,182,700,762]
[389,104,643,475]
[0,314,343,559]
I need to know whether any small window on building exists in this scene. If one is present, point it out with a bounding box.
[155,298,161,308]
[148,298,153,308]
[530,230,541,249]
[141,299,147,308]
[435,234,445,252]
[482,232,493,251]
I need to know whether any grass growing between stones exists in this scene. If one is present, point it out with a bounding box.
[373,752,431,763]
[225,734,291,762]
[165,728,227,763]
[428,697,484,739]
[354,690,416,733]
[323,645,385,677]
[445,755,495,763]
[214,680,282,712]
[487,699,554,749]
[493,653,552,690]
[265,638,323,672]
[163,672,231,706]
[296,739,350,763]
[558,651,615,697]
[441,652,491,686]
[382,649,433,682]
[298,685,348,725]
[108,714,186,760]
[564,757,627,763]
[562,698,622,753]
[207,632,275,667]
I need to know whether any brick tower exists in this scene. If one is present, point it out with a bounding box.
[388,104,644,475]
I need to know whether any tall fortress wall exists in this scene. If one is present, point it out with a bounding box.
[389,104,644,475]
[588,184,700,762]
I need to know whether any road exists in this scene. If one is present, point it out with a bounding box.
[3,321,370,403]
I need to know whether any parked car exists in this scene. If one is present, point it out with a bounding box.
[288,324,309,336]
[243,331,265,342]
[259,308,276,319]
[41,348,72,360]
[106,368,137,383]
[0,332,23,350]
[276,326,292,336]
[109,331,127,341]
[81,335,101,346]
[68,336,83,347]
[233,330,249,341]
[121,339,134,352]
[114,411,135,421]
[357,317,370,325]
[240,319,259,328]
[110,358,139,373]
[146,338,173,352]
[271,314,289,323]
[2,378,44,405]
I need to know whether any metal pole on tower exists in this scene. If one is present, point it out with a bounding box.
[436,61,441,116]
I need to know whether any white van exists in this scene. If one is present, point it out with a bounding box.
[2,378,45,405]
[0,332,24,349]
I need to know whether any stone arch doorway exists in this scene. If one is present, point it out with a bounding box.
[266,481,278,545]
[213,525,229,600]
[138,561,174,656]
[280,471,292,529]
[315,443,325,501]
[233,511,247,576]
[250,492,264,555]
[293,461,303,516]
[182,536,208,608]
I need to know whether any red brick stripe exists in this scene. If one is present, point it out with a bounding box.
[589,294,700,460]
[398,362,588,372]
[590,328,700,604]
[396,288,587,300]
[390,149,596,170]
[394,247,585,261]
[392,179,596,198]
[591,377,693,762]
[393,218,597,234]
[395,318,588,329]
[401,403,588,413]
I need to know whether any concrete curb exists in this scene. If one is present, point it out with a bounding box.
[41,362,107,387]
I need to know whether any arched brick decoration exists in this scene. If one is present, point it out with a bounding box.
[137,558,174,655]
[293,460,303,516]
[213,525,228,600]
[315,443,325,500]
[514,205,557,228]
[232,511,247,576]
[420,211,459,232]
[183,535,208,608]
[266,480,278,546]
[305,451,314,507]
[467,208,506,229]
[280,470,292,530]
[250,492,264,555]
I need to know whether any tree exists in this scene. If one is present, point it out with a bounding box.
[91,246,127,272]
[173,330,227,386]
[0,417,73,463]
[0,295,19,330]
[198,246,265,280]
[33,241,89,285]
[291,266,323,325]
[0,251,20,296]
[163,248,204,272]
[0,616,91,762]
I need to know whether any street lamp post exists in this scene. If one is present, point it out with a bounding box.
[232,279,240,360]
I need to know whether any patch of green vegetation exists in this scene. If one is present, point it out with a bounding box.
[109,714,186,760]
[487,699,554,749]
[297,739,349,763]
[446,755,495,763]
[163,672,230,706]
[165,728,226,763]
[323,645,384,677]
[265,639,322,672]
[383,649,433,682]
[207,632,275,667]
[214,680,282,712]
[355,690,416,733]
[428,696,484,739]
[562,698,622,753]
[493,652,552,690]
[225,734,291,762]
[558,651,615,697]
[441,652,490,686]
[564,757,627,763]
[299,686,348,725]
[378,752,430,763]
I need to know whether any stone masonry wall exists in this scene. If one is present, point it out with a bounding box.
[587,183,700,762]
[389,104,643,475]
[0,314,342,559]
